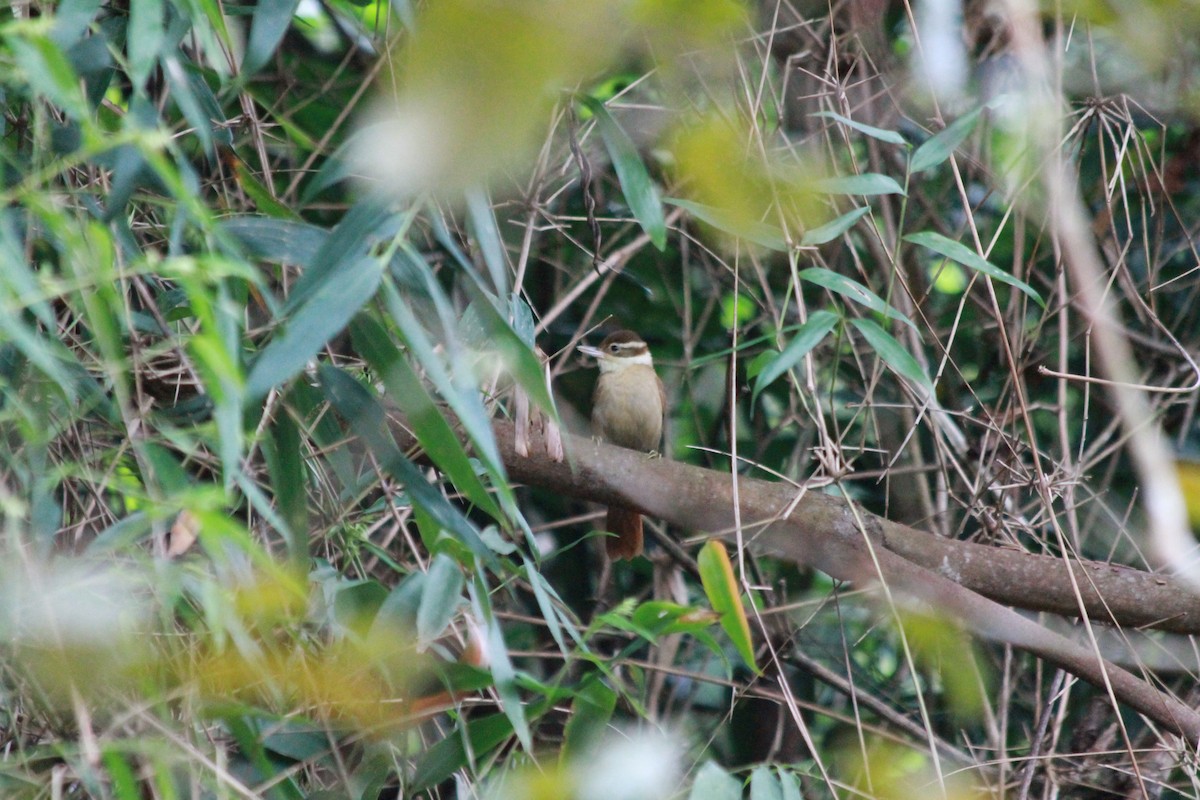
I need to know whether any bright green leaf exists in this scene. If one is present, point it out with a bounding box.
[800,206,870,246]
[417,554,464,647]
[350,314,506,522]
[698,540,758,673]
[246,255,382,398]
[814,173,905,196]
[751,310,839,404]
[665,197,789,251]
[798,267,914,329]
[903,230,1044,307]
[850,317,932,392]
[813,111,907,146]
[243,0,302,75]
[581,95,668,250]
[910,107,982,173]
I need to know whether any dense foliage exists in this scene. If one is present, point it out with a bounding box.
[4,0,1200,797]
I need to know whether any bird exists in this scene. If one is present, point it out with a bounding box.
[576,330,665,560]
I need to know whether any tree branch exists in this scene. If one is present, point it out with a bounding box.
[457,418,1200,743]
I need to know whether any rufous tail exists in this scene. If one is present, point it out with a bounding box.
[605,506,643,560]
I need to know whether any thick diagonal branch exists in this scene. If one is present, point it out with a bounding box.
[470,420,1200,742]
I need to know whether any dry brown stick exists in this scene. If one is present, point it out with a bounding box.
[446,419,1200,743]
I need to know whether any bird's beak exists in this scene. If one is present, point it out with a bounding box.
[576,344,604,359]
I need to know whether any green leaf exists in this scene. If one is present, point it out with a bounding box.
[814,173,905,196]
[850,317,932,391]
[751,310,839,405]
[689,761,743,800]
[524,556,570,652]
[350,314,505,522]
[465,189,508,298]
[581,95,668,250]
[812,111,907,146]
[800,206,870,246]
[243,0,301,76]
[698,540,758,674]
[286,202,402,314]
[379,280,506,494]
[903,230,1044,307]
[470,577,531,751]
[779,770,803,800]
[263,408,308,566]
[750,766,782,800]
[664,197,789,251]
[460,293,558,418]
[246,254,382,398]
[411,713,514,791]
[317,365,496,564]
[910,107,983,173]
[220,216,329,268]
[563,678,616,758]
[630,601,719,637]
[127,0,164,89]
[51,0,104,46]
[416,554,464,647]
[9,29,89,119]
[798,267,913,329]
[162,54,222,155]
[232,160,300,220]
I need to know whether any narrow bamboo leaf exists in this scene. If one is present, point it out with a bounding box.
[910,107,983,173]
[411,713,514,791]
[813,111,907,146]
[698,541,759,674]
[850,317,932,391]
[581,95,667,250]
[779,770,803,800]
[286,202,400,314]
[470,576,531,751]
[751,310,839,404]
[51,0,104,46]
[102,750,138,800]
[800,206,870,246]
[373,572,425,632]
[664,197,788,251]
[815,173,906,196]
[525,556,569,652]
[9,32,88,119]
[380,281,505,488]
[798,267,914,329]
[246,255,382,398]
[243,0,301,76]
[161,54,214,155]
[690,761,743,800]
[317,365,495,563]
[232,160,299,220]
[416,554,464,647]
[220,216,329,268]
[750,766,783,800]
[0,313,80,398]
[465,189,508,298]
[563,678,617,760]
[263,408,308,566]
[460,294,557,416]
[350,315,504,521]
[903,230,1044,307]
[127,0,164,89]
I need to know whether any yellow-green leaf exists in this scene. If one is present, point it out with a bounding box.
[698,540,758,673]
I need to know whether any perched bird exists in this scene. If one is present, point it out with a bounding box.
[576,330,665,559]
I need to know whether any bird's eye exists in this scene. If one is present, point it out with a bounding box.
[609,344,619,352]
